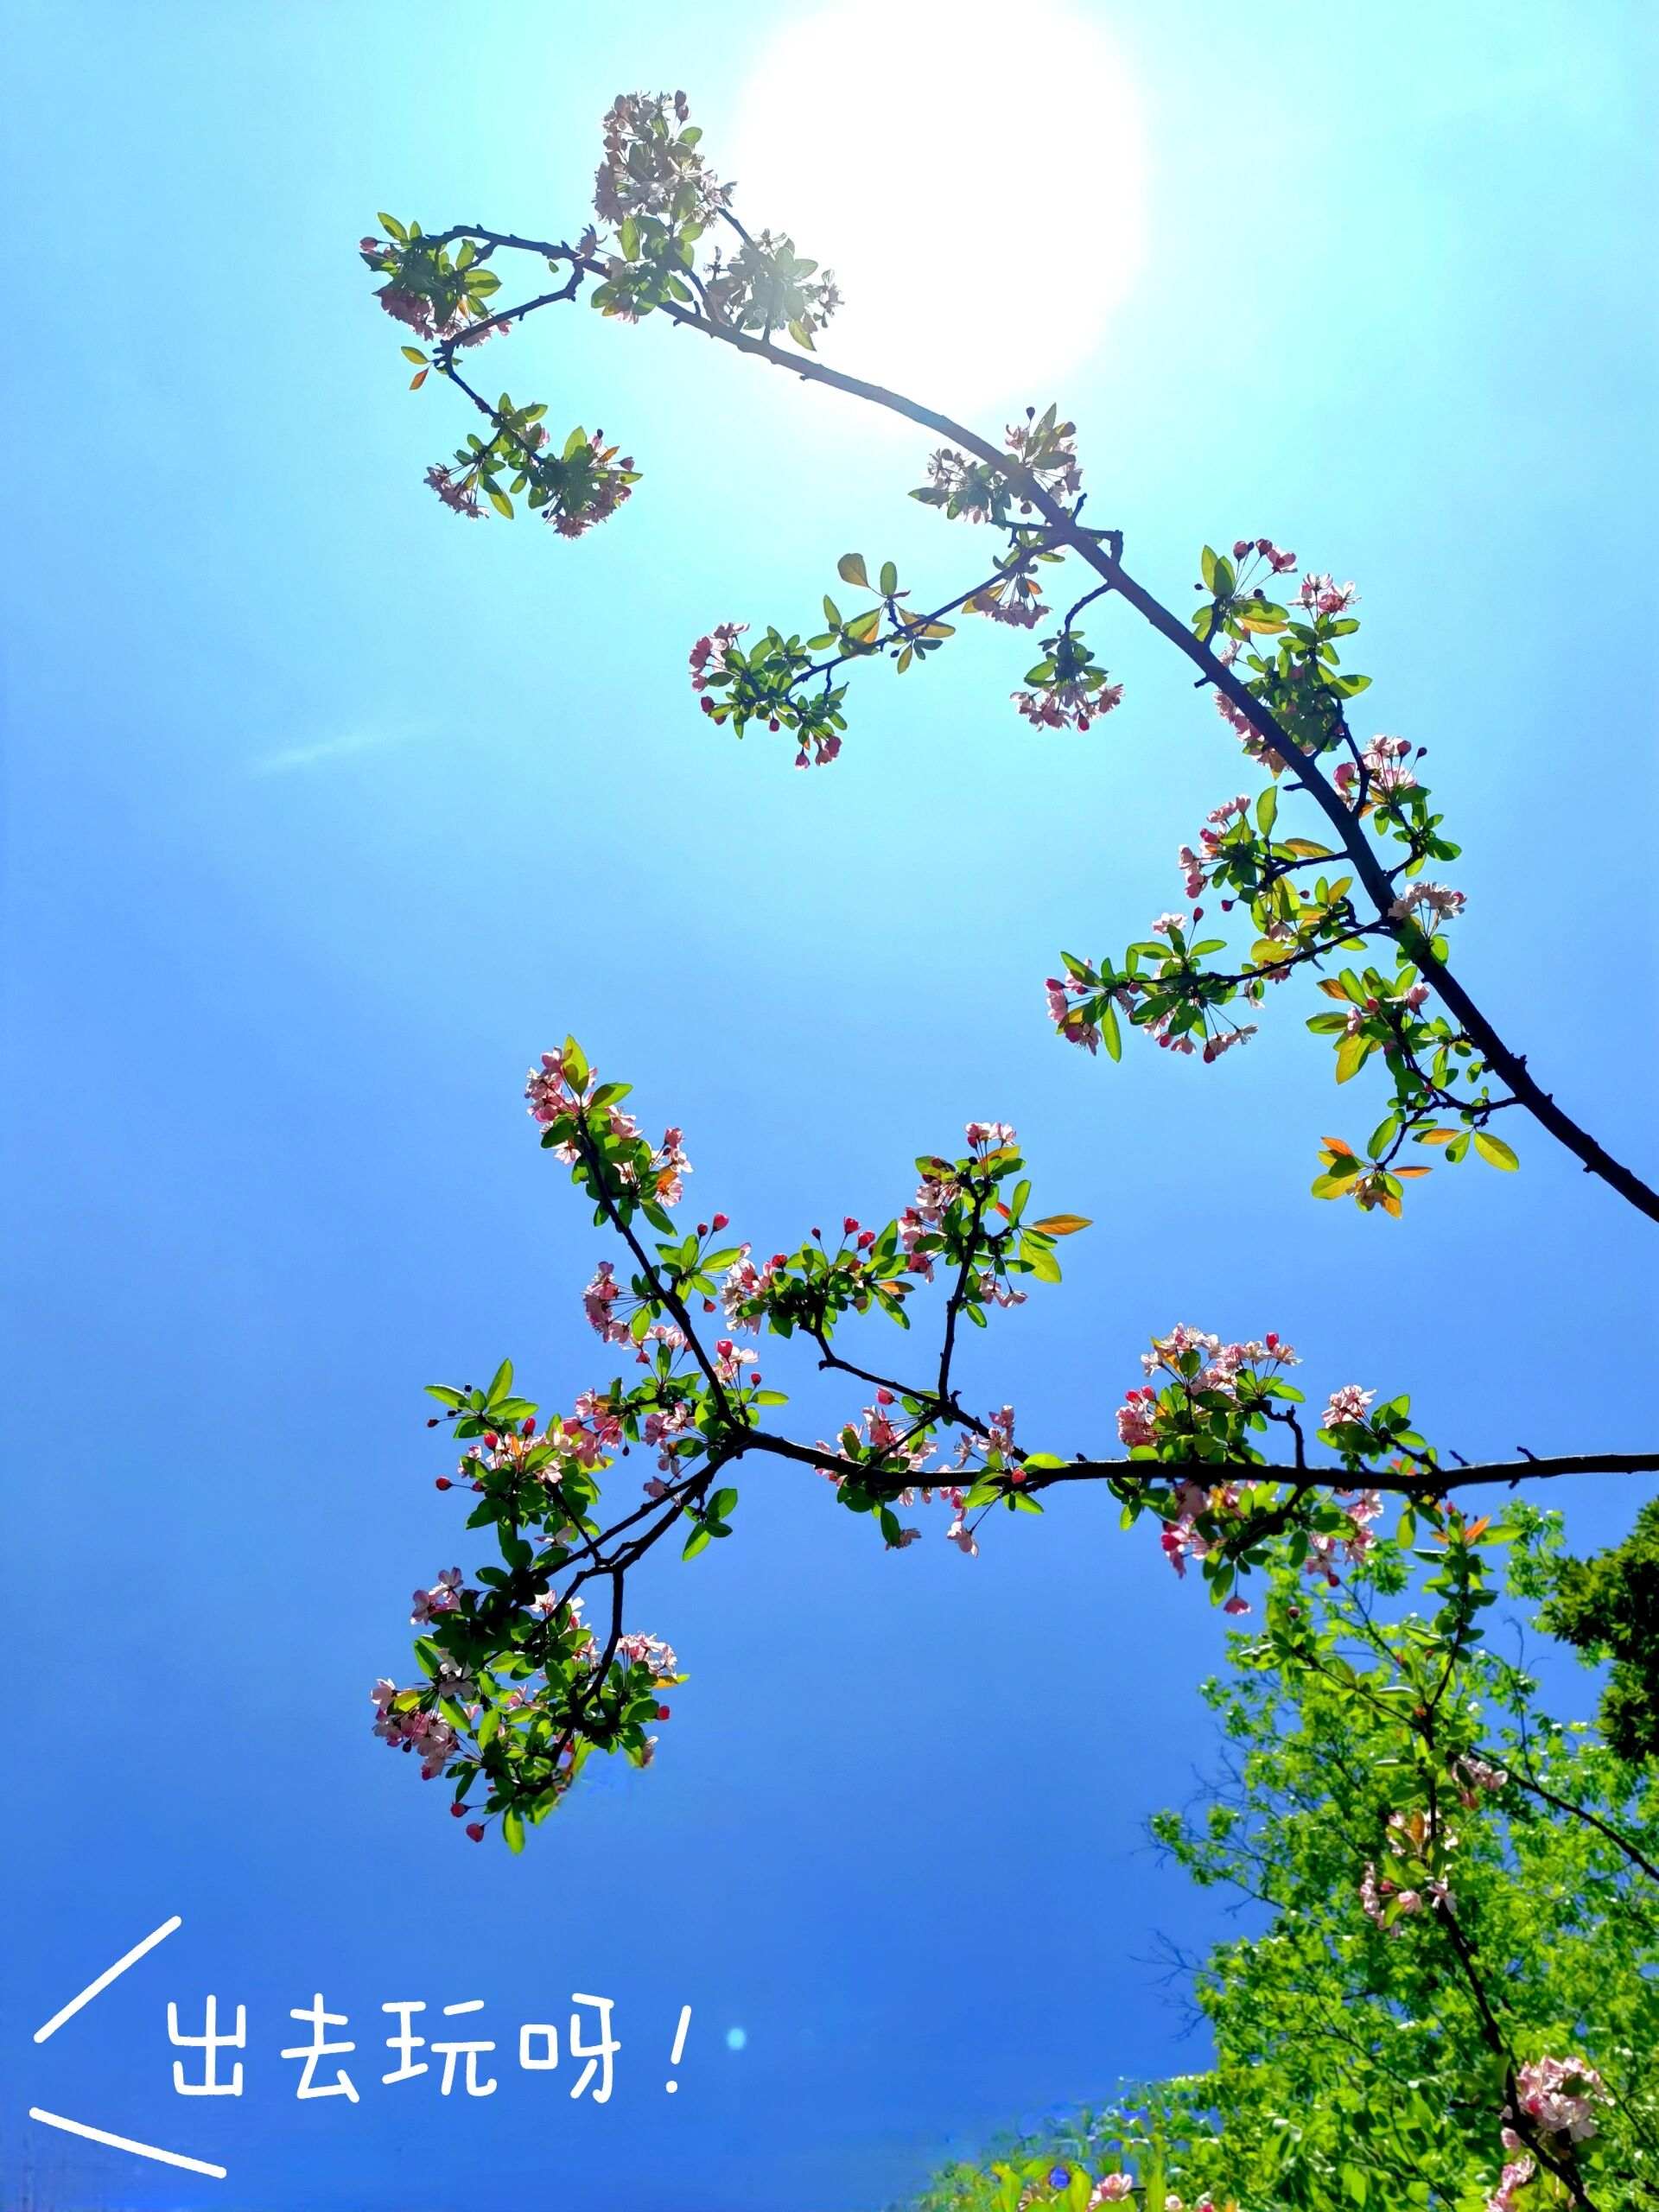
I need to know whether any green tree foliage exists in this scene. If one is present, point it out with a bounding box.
[896,1514,1658,2211]
[1541,1498,1659,1764]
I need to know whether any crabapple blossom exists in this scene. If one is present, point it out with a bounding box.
[688,621,747,694]
[1323,1383,1376,1427]
[583,1260,629,1344]
[711,1338,758,1387]
[1294,571,1359,614]
[1011,667,1123,733]
[594,90,731,232]
[1484,2152,1536,2212]
[1389,881,1466,924]
[1507,2055,1610,2145]
[410,1567,464,1624]
[1452,1752,1510,1807]
[614,1631,680,1678]
[1089,2179,1135,2204]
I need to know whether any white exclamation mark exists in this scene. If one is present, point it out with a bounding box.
[664,2004,692,2093]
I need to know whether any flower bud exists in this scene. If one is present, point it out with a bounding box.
[466,1822,486,1842]
[435,1477,452,1491]
[712,1211,728,1230]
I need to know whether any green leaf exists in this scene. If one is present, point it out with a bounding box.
[1099,996,1122,1061]
[503,1806,525,1854]
[836,552,869,588]
[879,559,899,595]
[486,1359,514,1403]
[1255,785,1279,837]
[1334,1033,1370,1084]
[1473,1129,1519,1170]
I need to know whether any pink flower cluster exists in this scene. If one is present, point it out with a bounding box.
[1486,2056,1610,2203]
[1508,2055,1609,2145]
[1045,969,1122,1056]
[712,1336,760,1387]
[640,1397,696,1480]
[1359,1808,1456,1935]
[1012,671,1123,732]
[1177,792,1250,899]
[1295,572,1359,615]
[1322,1383,1375,1427]
[366,269,480,348]
[720,1245,786,1332]
[1230,535,1298,576]
[527,1045,619,1142]
[1003,412,1084,500]
[1306,1486,1382,1581]
[823,1389,936,1484]
[371,1681,461,1779]
[411,1567,465,1624]
[525,1047,691,1205]
[688,622,747,693]
[424,463,485,518]
[545,433,637,538]
[614,1630,680,1678]
[966,579,1047,628]
[1452,1752,1509,1808]
[1389,881,1466,925]
[1485,2154,1534,2212]
[594,90,731,232]
[1334,734,1416,805]
[584,1259,629,1344]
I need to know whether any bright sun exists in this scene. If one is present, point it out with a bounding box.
[731,0,1145,421]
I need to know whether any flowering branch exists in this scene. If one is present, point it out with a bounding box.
[360,92,1657,1227]
[371,1040,1656,1848]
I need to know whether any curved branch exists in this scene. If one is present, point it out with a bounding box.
[416,245,1658,1223]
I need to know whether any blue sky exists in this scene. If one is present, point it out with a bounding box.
[3,3,1655,2207]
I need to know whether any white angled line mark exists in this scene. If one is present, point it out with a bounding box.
[28,2107,227,2179]
[34,1916,183,2043]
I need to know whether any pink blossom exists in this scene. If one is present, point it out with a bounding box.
[712,1338,758,1387]
[1090,2180,1135,2205]
[1011,676,1123,733]
[1294,571,1359,616]
[688,621,747,693]
[1200,1023,1257,1065]
[1323,1384,1375,1427]
[1389,881,1465,925]
[410,1567,464,1624]
[423,464,485,518]
[1484,2154,1536,2212]
[583,1259,631,1344]
[615,1630,680,1678]
[1509,2055,1610,2145]
[965,1120,1017,1153]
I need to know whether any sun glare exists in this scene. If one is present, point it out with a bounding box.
[731,0,1145,421]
